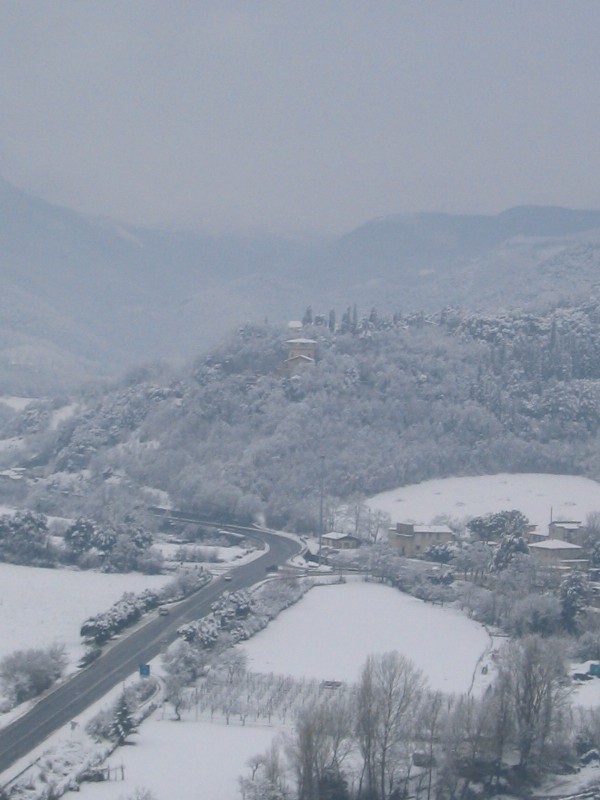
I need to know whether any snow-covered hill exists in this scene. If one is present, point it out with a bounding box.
[3,175,600,393]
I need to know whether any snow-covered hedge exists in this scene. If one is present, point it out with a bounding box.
[80,568,211,644]
[177,578,312,650]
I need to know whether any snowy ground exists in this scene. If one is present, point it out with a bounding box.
[367,473,600,533]
[57,580,494,800]
[239,580,492,694]
[5,473,600,799]
[0,563,172,671]
[157,542,252,565]
[0,397,34,412]
[70,720,277,800]
[49,403,80,430]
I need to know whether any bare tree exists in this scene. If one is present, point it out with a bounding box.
[356,652,426,799]
[416,691,444,800]
[497,635,572,773]
[240,740,289,800]
[161,639,204,720]
[287,694,354,800]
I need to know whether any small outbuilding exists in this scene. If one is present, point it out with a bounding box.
[321,531,361,550]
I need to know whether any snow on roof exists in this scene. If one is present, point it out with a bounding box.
[551,521,582,529]
[413,525,453,534]
[529,538,582,550]
[287,321,303,329]
[285,355,315,363]
[286,338,317,344]
[322,531,354,540]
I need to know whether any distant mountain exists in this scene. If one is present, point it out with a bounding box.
[0,178,309,391]
[2,176,600,392]
[309,206,600,309]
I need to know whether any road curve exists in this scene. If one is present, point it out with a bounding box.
[0,525,301,777]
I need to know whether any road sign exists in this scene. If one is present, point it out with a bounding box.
[139,664,150,677]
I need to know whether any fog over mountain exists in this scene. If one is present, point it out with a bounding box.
[3,177,600,393]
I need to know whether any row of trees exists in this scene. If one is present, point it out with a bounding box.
[0,509,164,574]
[161,579,314,718]
[238,641,576,799]
[64,517,163,573]
[79,567,211,645]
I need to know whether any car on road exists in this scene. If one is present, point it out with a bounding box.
[158,606,170,616]
[265,564,278,573]
[224,575,233,582]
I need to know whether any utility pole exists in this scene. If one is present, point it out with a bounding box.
[318,454,325,565]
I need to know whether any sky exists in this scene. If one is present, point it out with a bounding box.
[1,1,600,236]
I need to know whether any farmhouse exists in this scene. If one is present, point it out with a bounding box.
[321,531,361,550]
[549,520,585,545]
[528,538,589,571]
[388,522,454,558]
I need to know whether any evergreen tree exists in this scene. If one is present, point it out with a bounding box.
[302,306,313,326]
[468,510,528,541]
[493,534,529,571]
[64,518,96,559]
[560,570,589,632]
[318,768,350,800]
[110,693,134,744]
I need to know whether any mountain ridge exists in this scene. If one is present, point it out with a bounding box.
[2,176,600,392]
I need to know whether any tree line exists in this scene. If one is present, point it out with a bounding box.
[230,640,577,799]
[5,300,600,532]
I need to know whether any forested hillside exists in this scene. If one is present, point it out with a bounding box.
[5,301,600,532]
[4,173,600,395]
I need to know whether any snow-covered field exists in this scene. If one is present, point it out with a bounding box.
[64,580,492,800]
[240,580,491,693]
[0,396,34,412]
[367,473,600,533]
[5,472,600,799]
[0,563,172,670]
[72,720,277,800]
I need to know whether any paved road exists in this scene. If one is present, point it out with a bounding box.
[0,524,301,777]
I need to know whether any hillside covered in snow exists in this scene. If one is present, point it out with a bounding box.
[3,300,600,531]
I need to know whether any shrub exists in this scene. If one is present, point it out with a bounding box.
[0,643,67,707]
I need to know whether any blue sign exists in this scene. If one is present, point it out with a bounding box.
[139,663,150,677]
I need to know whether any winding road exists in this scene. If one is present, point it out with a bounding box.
[0,522,301,777]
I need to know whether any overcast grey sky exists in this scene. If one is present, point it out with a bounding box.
[1,1,599,236]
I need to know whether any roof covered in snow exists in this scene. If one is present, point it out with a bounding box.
[551,521,582,530]
[322,531,357,540]
[413,525,453,534]
[529,538,582,550]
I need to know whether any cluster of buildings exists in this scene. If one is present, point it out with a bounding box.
[386,517,592,574]
[284,319,595,580]
[526,520,590,571]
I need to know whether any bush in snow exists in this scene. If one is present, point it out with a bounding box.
[80,568,211,644]
[0,643,67,707]
[0,511,57,567]
[572,629,600,661]
[176,579,312,651]
[86,680,154,743]
[63,517,164,574]
[80,592,154,644]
